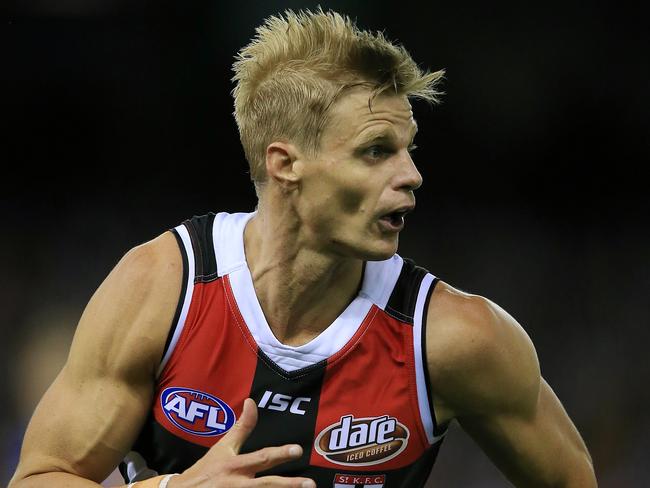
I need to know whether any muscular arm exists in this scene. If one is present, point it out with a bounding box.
[10,231,316,488]
[427,282,596,487]
[10,232,183,487]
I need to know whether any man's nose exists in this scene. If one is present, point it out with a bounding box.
[396,151,423,191]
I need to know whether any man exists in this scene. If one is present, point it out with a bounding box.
[10,9,596,488]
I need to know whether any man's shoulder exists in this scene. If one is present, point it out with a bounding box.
[94,230,183,343]
[427,281,503,343]
[426,281,540,419]
[120,230,182,284]
[60,230,183,385]
[426,282,510,380]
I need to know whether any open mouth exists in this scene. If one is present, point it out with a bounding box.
[381,210,406,226]
[378,208,411,232]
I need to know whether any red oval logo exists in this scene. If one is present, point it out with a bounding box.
[314,415,409,466]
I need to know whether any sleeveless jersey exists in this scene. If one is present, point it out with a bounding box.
[120,212,447,487]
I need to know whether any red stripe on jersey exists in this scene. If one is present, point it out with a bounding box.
[310,308,429,470]
[153,278,259,447]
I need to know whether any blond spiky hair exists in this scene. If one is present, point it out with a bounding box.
[232,8,444,193]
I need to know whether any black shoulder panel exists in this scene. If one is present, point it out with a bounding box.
[384,258,429,325]
[183,213,218,283]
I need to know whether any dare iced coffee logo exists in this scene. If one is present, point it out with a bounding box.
[314,415,409,466]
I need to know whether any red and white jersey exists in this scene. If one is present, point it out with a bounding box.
[121,212,447,487]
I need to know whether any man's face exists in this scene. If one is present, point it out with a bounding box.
[294,89,422,260]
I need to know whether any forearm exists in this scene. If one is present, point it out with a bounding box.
[11,472,171,488]
[9,472,120,488]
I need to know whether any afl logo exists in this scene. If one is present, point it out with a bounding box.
[160,387,236,437]
[314,415,409,466]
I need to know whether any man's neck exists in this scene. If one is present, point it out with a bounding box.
[243,206,363,347]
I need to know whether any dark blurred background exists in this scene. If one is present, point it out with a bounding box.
[1,0,648,486]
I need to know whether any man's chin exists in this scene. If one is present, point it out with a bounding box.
[355,237,399,261]
[330,233,399,261]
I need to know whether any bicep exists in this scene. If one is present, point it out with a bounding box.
[16,364,152,482]
[12,232,182,483]
[426,286,594,486]
[459,379,593,487]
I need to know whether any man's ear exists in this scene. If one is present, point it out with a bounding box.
[265,142,302,191]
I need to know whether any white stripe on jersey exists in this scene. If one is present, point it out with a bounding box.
[413,273,446,445]
[157,224,196,377]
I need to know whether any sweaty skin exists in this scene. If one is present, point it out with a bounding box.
[10,89,596,487]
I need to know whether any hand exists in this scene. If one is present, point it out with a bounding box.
[168,398,316,488]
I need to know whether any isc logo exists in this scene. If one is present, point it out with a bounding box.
[160,387,235,437]
[258,390,311,415]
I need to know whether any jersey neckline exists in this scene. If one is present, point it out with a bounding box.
[213,211,403,372]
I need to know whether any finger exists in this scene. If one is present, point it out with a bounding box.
[253,475,316,488]
[233,444,303,472]
[217,398,258,453]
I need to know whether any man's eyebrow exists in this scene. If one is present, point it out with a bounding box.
[355,120,419,146]
[355,129,397,146]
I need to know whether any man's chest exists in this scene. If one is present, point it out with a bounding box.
[142,280,434,486]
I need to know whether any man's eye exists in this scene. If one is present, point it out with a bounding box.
[366,145,389,159]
